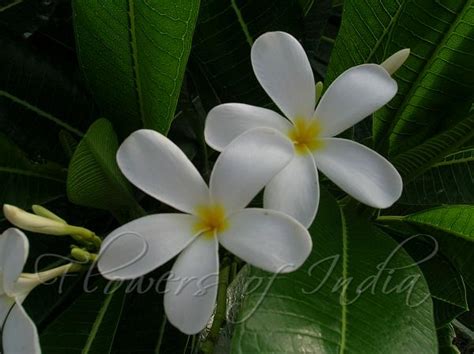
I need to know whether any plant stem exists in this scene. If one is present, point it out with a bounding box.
[200,259,231,353]
[154,314,167,354]
[376,215,405,222]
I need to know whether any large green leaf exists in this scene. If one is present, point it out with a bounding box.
[231,190,437,353]
[0,133,65,209]
[67,118,141,220]
[191,0,303,110]
[326,0,474,155]
[400,147,474,205]
[40,281,126,354]
[73,0,200,136]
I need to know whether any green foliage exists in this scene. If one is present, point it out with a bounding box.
[40,281,126,354]
[326,0,474,156]
[67,118,141,220]
[400,147,474,205]
[404,205,474,241]
[1,0,473,352]
[231,190,437,353]
[0,133,65,209]
[73,0,200,136]
[191,0,304,110]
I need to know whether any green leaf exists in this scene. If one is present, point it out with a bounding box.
[67,118,141,220]
[381,206,474,289]
[0,133,65,208]
[72,0,200,136]
[231,190,437,353]
[191,0,303,110]
[404,205,474,242]
[40,281,126,354]
[393,114,474,182]
[399,147,474,205]
[326,0,474,155]
[395,234,468,327]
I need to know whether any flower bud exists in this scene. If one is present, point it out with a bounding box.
[3,204,70,235]
[32,205,66,223]
[380,48,410,75]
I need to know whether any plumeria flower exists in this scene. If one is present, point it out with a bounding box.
[0,228,77,354]
[205,31,404,227]
[98,128,312,334]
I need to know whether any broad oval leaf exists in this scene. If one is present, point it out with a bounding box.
[326,0,474,156]
[231,190,437,353]
[73,0,200,136]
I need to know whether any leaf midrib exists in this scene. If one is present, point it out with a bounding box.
[127,0,145,126]
[0,167,65,183]
[339,207,349,353]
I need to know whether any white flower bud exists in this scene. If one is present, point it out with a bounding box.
[3,204,70,235]
[380,48,410,75]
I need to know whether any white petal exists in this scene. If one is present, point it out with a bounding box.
[314,64,397,137]
[264,154,320,228]
[0,296,40,354]
[313,138,403,208]
[117,130,210,214]
[209,128,294,214]
[219,208,312,273]
[204,103,292,151]
[98,214,198,280]
[251,31,315,121]
[0,228,28,295]
[164,236,218,335]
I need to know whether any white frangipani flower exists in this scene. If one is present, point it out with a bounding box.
[205,31,403,228]
[0,228,76,354]
[98,128,312,334]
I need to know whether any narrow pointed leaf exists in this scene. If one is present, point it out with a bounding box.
[325,0,474,155]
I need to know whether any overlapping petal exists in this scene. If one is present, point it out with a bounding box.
[210,128,294,214]
[251,31,315,121]
[205,103,291,151]
[218,208,312,273]
[264,154,320,228]
[98,214,198,280]
[164,236,219,335]
[0,296,40,354]
[0,228,28,295]
[313,138,403,208]
[117,129,210,214]
[314,64,397,137]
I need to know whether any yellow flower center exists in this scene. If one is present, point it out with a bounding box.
[287,117,324,155]
[193,204,229,238]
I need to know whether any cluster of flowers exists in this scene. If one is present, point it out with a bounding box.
[1,32,408,352]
